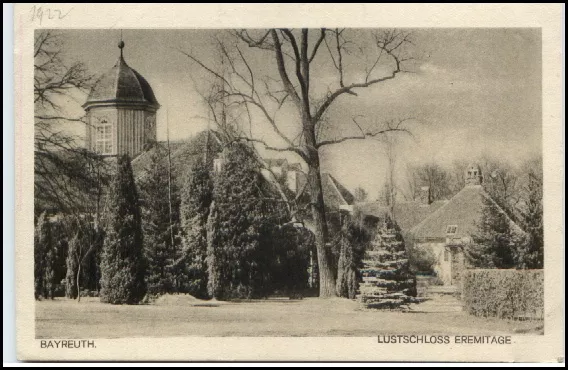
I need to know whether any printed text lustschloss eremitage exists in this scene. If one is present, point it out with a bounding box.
[377,335,512,344]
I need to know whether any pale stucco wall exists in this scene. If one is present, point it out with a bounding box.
[416,241,452,285]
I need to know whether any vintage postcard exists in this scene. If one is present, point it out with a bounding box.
[13,3,564,363]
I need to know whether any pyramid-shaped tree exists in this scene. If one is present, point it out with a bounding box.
[358,216,417,309]
[100,155,147,304]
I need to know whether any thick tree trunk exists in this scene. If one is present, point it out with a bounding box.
[307,156,337,298]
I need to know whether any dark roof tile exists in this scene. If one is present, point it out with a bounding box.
[83,56,159,109]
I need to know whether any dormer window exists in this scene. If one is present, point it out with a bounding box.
[446,225,458,235]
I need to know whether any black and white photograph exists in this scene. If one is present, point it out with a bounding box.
[10,3,564,363]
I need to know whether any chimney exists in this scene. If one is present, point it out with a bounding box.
[419,186,432,205]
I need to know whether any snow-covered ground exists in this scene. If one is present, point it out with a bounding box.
[35,296,543,338]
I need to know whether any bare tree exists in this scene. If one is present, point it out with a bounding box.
[402,163,419,201]
[450,159,469,194]
[34,30,100,214]
[180,28,415,297]
[34,31,107,301]
[377,133,399,218]
[407,163,453,202]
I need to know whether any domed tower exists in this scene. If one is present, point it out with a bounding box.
[465,164,483,186]
[82,40,160,157]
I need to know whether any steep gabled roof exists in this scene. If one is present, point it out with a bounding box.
[322,173,355,207]
[410,184,521,240]
[356,200,447,232]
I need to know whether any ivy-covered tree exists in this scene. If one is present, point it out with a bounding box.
[139,145,182,296]
[51,220,70,297]
[34,212,47,300]
[336,222,371,299]
[466,196,520,269]
[358,217,417,308]
[270,224,314,297]
[65,233,80,299]
[206,143,287,300]
[100,155,146,304]
[206,200,221,299]
[34,212,56,300]
[65,222,104,299]
[179,158,213,298]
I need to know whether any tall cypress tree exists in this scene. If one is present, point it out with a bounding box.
[100,155,147,304]
[179,159,213,298]
[207,143,287,300]
[139,145,181,296]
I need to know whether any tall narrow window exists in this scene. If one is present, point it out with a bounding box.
[95,119,112,154]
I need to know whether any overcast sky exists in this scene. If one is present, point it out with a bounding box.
[53,28,542,199]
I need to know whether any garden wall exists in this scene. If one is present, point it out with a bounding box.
[461,269,544,320]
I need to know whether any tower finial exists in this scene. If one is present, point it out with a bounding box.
[118,30,125,59]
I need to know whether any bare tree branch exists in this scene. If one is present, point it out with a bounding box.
[314,30,413,123]
[309,28,327,64]
[177,48,234,94]
[270,30,302,109]
[316,117,414,148]
[230,136,308,162]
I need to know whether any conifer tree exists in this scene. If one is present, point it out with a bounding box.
[206,143,287,300]
[100,155,147,304]
[466,196,518,269]
[516,170,543,269]
[179,159,213,298]
[139,145,181,296]
[358,217,417,308]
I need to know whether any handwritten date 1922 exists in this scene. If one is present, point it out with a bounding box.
[29,5,72,25]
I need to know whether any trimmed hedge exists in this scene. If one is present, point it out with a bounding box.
[462,269,543,320]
